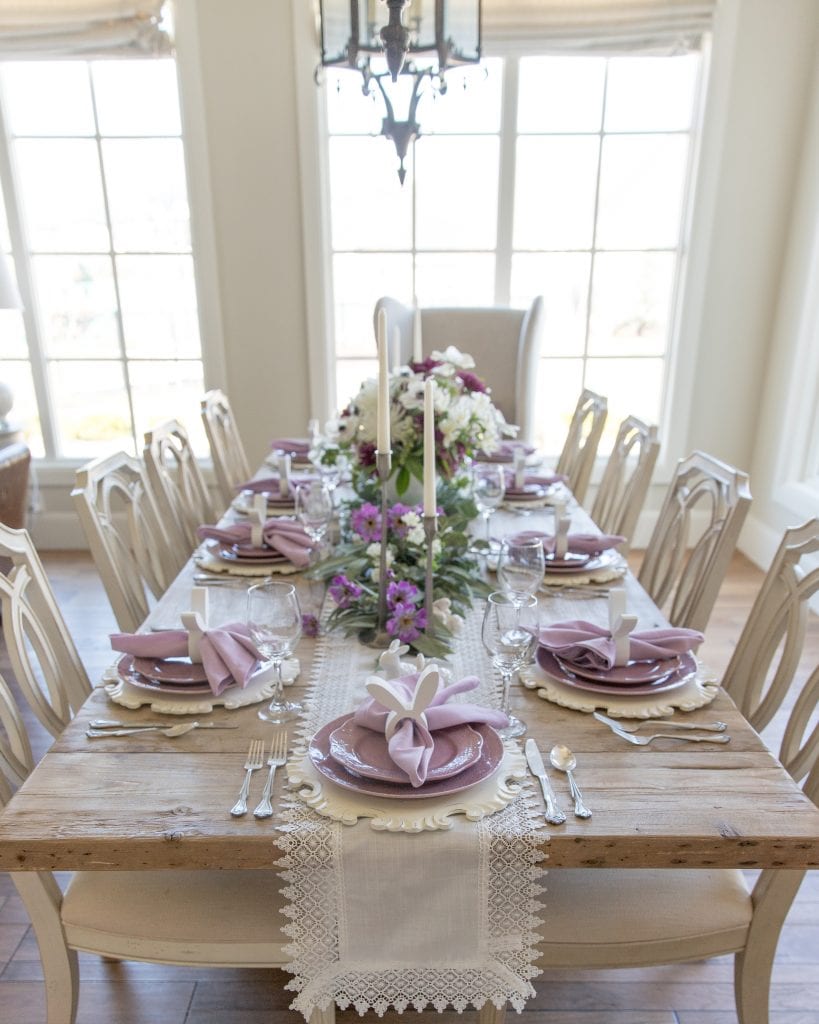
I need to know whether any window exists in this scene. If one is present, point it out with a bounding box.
[325,53,702,453]
[0,58,205,459]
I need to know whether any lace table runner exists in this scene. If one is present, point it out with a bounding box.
[277,605,548,1018]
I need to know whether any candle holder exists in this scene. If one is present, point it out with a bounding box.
[423,514,437,632]
[361,449,393,649]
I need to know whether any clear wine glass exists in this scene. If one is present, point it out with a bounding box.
[247,581,303,724]
[497,537,545,609]
[472,463,505,550]
[295,480,333,559]
[482,591,539,739]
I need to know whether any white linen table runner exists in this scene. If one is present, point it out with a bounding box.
[277,605,547,1018]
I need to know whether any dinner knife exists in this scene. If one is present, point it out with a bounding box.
[90,719,238,730]
[524,739,566,825]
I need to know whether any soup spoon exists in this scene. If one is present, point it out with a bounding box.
[549,744,592,819]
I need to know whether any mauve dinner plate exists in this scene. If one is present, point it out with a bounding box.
[504,483,550,501]
[536,648,695,696]
[328,717,483,784]
[309,716,504,799]
[218,546,287,565]
[118,654,216,694]
[544,551,591,569]
[542,550,619,575]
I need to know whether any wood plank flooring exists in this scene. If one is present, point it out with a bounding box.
[0,550,817,1024]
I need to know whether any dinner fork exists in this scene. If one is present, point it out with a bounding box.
[608,727,730,746]
[230,739,265,817]
[253,730,288,819]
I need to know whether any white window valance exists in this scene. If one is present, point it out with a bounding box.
[481,0,716,55]
[0,1,171,57]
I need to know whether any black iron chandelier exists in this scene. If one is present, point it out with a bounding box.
[318,0,482,183]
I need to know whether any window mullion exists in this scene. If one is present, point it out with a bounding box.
[494,57,517,306]
[0,83,59,458]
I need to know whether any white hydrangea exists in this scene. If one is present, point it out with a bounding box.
[431,346,475,370]
[406,524,425,546]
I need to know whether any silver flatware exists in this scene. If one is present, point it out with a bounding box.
[90,719,238,730]
[593,711,727,734]
[593,712,730,746]
[87,722,212,738]
[549,744,592,818]
[230,739,265,817]
[192,574,250,587]
[524,739,566,825]
[540,585,614,599]
[253,729,288,819]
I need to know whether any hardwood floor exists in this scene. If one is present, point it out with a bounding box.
[0,551,817,1024]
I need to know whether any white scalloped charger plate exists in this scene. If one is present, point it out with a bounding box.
[195,547,300,577]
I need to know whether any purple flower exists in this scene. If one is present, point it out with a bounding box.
[457,369,487,393]
[387,502,411,537]
[301,613,320,637]
[350,502,382,542]
[358,441,377,467]
[387,579,419,609]
[386,601,428,643]
[328,574,363,609]
[410,357,442,375]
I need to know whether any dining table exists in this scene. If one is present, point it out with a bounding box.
[1,471,818,1020]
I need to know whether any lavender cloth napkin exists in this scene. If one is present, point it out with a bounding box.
[477,441,535,463]
[111,623,260,696]
[353,673,509,787]
[236,476,314,498]
[512,530,625,555]
[537,619,704,671]
[197,518,314,567]
[270,437,310,456]
[504,471,566,491]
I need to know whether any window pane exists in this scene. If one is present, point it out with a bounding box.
[0,305,27,358]
[422,60,503,134]
[92,59,181,136]
[49,360,132,457]
[532,358,585,454]
[333,253,413,358]
[518,57,605,133]
[0,360,44,456]
[511,253,591,356]
[2,62,94,136]
[103,139,191,252]
[415,253,495,306]
[596,135,689,250]
[326,69,407,135]
[32,255,119,358]
[415,136,499,249]
[514,136,599,250]
[329,137,413,250]
[117,255,201,359]
[129,360,207,456]
[588,252,675,357]
[584,357,664,452]
[605,56,700,133]
[15,140,108,252]
[337,358,378,411]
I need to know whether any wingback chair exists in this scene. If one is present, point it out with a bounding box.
[374,296,545,443]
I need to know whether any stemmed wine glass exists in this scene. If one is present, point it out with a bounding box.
[247,581,303,723]
[482,591,539,739]
[295,480,333,560]
[472,463,505,550]
[497,537,545,610]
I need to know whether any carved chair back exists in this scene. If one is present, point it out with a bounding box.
[555,389,608,504]
[590,416,660,551]
[144,419,214,553]
[201,389,251,507]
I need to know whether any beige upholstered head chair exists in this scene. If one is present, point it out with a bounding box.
[638,450,752,632]
[555,388,608,504]
[519,519,819,1024]
[590,415,660,552]
[72,452,177,633]
[144,419,215,553]
[374,296,545,443]
[201,389,251,508]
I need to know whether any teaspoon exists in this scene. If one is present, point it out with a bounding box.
[549,744,592,819]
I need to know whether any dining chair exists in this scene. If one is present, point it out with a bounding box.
[72,452,178,633]
[201,388,251,507]
[373,295,545,443]
[589,415,660,552]
[144,418,215,553]
[0,523,91,729]
[638,450,752,632]
[555,388,608,504]
[510,520,819,1024]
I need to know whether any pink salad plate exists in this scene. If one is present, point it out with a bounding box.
[542,550,618,575]
[237,488,296,508]
[218,546,287,565]
[543,551,591,569]
[328,717,483,784]
[309,717,504,800]
[118,654,217,694]
[555,653,683,684]
[505,482,552,501]
[536,648,696,696]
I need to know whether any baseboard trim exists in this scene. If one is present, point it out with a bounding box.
[28,511,88,551]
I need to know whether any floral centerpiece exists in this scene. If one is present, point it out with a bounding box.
[334,346,515,497]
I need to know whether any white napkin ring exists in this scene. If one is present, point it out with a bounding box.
[366,663,441,741]
[181,610,207,663]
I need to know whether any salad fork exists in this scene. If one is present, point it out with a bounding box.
[230,739,265,816]
[253,730,288,819]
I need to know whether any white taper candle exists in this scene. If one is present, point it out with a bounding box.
[423,377,436,517]
[413,307,423,363]
[377,307,390,454]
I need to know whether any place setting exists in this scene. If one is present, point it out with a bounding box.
[194,500,317,578]
[501,449,568,508]
[510,511,628,590]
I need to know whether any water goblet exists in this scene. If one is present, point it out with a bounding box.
[482,591,539,739]
[497,537,545,610]
[295,479,333,560]
[472,463,505,550]
[247,581,303,723]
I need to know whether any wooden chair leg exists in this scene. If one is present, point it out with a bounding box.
[12,872,79,1024]
[478,1000,507,1024]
